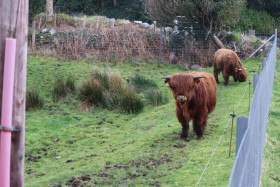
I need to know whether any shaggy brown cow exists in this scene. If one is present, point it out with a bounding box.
[162,72,217,140]
[214,49,247,85]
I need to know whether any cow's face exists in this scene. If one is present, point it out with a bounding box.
[233,67,247,82]
[163,74,202,104]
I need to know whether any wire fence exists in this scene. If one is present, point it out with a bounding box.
[228,29,277,187]
[28,18,275,66]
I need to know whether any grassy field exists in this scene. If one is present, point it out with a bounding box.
[24,56,279,186]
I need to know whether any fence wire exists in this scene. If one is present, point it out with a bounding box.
[228,30,277,187]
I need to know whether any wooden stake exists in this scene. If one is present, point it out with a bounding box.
[0,0,28,186]
[229,111,236,157]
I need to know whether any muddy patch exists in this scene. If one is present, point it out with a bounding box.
[65,175,91,186]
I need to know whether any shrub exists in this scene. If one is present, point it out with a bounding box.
[131,73,158,92]
[53,78,67,102]
[66,74,76,93]
[235,9,275,34]
[145,89,168,106]
[26,89,44,111]
[119,87,144,113]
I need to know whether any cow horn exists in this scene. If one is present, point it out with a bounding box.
[161,76,171,80]
[238,69,242,71]
[193,76,203,79]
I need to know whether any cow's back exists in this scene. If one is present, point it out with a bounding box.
[214,49,242,70]
[190,72,217,114]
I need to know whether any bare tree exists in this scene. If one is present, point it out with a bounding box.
[46,0,54,22]
[144,0,245,49]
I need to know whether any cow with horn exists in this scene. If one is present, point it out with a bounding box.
[214,49,247,85]
[162,72,217,140]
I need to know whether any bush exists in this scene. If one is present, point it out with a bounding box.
[131,73,158,92]
[235,9,275,34]
[53,78,67,102]
[145,89,168,106]
[26,89,44,111]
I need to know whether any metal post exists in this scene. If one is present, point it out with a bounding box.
[83,16,87,58]
[236,117,248,155]
[32,21,36,50]
[249,81,251,110]
[160,28,162,63]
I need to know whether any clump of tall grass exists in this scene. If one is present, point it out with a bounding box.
[66,74,76,93]
[53,75,76,102]
[53,78,67,102]
[145,89,169,106]
[131,73,158,92]
[78,68,144,113]
[119,87,144,113]
[78,78,104,108]
[26,89,44,111]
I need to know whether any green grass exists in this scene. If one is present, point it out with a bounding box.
[25,56,279,186]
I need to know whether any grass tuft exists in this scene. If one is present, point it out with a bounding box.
[78,78,104,108]
[145,89,169,106]
[131,73,158,92]
[119,87,144,113]
[65,74,76,93]
[26,89,44,110]
[53,78,67,102]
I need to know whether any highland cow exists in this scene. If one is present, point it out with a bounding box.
[214,49,247,85]
[162,72,217,140]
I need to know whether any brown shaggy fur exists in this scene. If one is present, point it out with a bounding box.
[214,49,247,85]
[164,72,217,140]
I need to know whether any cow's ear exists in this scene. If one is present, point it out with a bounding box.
[193,76,203,87]
[161,76,171,87]
[234,68,239,73]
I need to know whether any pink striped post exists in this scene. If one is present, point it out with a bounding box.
[0,38,17,187]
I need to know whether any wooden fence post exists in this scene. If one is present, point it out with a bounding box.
[0,0,28,186]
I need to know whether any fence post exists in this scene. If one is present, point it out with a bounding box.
[253,74,259,93]
[160,28,162,63]
[54,13,56,27]
[83,15,87,58]
[32,21,36,50]
[236,117,248,155]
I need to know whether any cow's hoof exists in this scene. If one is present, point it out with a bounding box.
[180,134,188,141]
[196,135,204,140]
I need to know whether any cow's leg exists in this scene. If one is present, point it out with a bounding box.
[180,121,189,140]
[223,74,229,86]
[193,112,208,140]
[193,118,204,140]
[214,65,220,84]
[176,107,189,140]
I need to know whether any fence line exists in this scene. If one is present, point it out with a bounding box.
[228,29,277,187]
[195,31,276,187]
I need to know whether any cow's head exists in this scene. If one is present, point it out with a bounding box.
[233,67,247,82]
[162,74,203,104]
